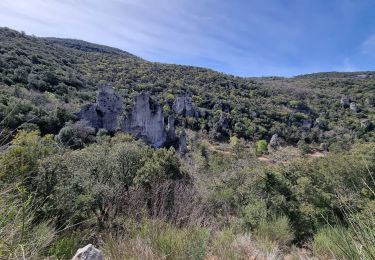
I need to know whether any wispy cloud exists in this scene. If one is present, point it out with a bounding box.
[361,34,375,56]
[0,0,374,76]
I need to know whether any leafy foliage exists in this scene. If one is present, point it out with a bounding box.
[1,27,375,147]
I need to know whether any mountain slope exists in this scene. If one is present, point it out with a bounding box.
[0,27,374,148]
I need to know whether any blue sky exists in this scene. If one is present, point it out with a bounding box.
[0,0,374,77]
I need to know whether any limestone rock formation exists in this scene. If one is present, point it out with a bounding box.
[124,92,167,148]
[268,134,279,150]
[173,95,196,117]
[78,87,192,149]
[350,102,360,113]
[71,244,103,260]
[166,115,178,145]
[178,129,187,155]
[78,85,123,132]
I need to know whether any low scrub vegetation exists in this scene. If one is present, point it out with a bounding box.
[1,27,375,259]
[0,129,374,259]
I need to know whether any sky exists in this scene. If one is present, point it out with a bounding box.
[0,0,374,77]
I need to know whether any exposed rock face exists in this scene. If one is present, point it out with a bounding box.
[340,97,350,108]
[71,244,103,260]
[350,102,360,113]
[268,134,279,150]
[178,129,188,155]
[78,85,123,132]
[173,95,196,117]
[166,115,178,145]
[124,92,167,148]
[78,88,192,149]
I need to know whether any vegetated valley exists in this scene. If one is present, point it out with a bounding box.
[1,27,375,259]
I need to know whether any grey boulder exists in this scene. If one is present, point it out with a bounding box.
[71,244,103,260]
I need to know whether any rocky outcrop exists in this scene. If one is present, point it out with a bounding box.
[350,102,360,113]
[71,244,103,260]
[124,92,167,148]
[78,87,193,149]
[178,129,188,155]
[78,85,123,132]
[173,95,196,117]
[166,115,176,140]
[268,134,279,150]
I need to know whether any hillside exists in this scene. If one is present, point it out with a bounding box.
[1,27,374,150]
[1,27,375,259]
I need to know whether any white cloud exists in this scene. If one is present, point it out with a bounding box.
[1,0,370,76]
[361,34,375,56]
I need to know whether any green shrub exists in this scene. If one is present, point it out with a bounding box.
[294,112,308,121]
[255,216,294,247]
[289,100,299,108]
[210,229,240,260]
[255,140,268,156]
[0,130,56,185]
[163,104,171,114]
[241,200,267,230]
[297,139,311,155]
[154,226,209,260]
[230,136,244,156]
[166,93,175,101]
[48,235,81,260]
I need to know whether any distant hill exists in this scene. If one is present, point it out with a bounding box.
[0,27,374,147]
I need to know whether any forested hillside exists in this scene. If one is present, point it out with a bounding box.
[1,27,374,148]
[1,27,375,259]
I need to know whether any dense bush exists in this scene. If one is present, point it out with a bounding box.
[255,139,268,156]
[262,144,375,241]
[56,120,96,148]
